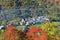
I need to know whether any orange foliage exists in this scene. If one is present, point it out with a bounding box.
[54,0,60,4]
[26,27,48,40]
[5,25,20,40]
[5,25,27,40]
[5,25,48,40]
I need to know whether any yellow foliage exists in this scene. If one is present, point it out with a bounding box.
[40,22,58,39]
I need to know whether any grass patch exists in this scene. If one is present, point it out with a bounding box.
[16,24,41,30]
[34,24,41,28]
[16,26,25,30]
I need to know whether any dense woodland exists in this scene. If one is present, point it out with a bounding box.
[0,0,60,40]
[0,0,60,25]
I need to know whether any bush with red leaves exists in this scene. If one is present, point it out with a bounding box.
[5,25,27,40]
[5,25,48,40]
[5,25,20,40]
[26,27,48,40]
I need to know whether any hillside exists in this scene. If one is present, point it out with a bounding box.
[0,0,60,24]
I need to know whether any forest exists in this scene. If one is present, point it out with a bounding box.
[0,0,60,40]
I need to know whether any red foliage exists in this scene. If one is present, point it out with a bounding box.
[26,27,48,40]
[5,25,20,40]
[5,25,27,40]
[5,25,48,40]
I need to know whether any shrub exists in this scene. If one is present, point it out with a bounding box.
[26,27,48,40]
[5,25,20,40]
[5,25,28,40]
[41,22,59,40]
